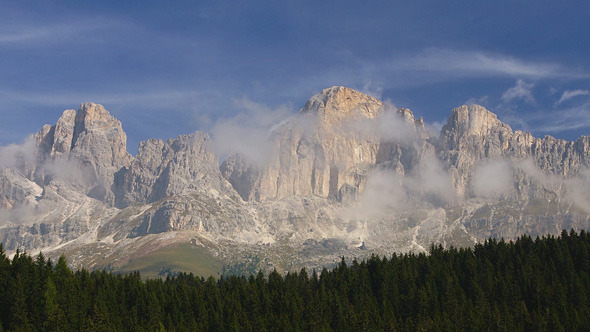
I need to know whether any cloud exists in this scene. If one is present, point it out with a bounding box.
[348,169,409,220]
[43,158,96,189]
[409,155,457,205]
[465,96,490,107]
[0,24,74,44]
[360,79,384,99]
[289,48,587,97]
[0,18,130,45]
[472,160,513,198]
[531,102,590,133]
[425,120,445,136]
[514,160,590,215]
[338,102,417,145]
[209,98,295,166]
[347,154,457,221]
[567,168,590,214]
[0,135,38,169]
[501,79,535,104]
[0,88,202,109]
[515,158,560,190]
[558,89,590,104]
[0,203,36,225]
[392,48,585,79]
[379,103,416,143]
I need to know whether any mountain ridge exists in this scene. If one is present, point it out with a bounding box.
[1,86,589,275]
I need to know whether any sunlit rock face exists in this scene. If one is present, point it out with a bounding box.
[223,86,429,203]
[438,104,590,198]
[0,88,589,275]
[32,103,132,203]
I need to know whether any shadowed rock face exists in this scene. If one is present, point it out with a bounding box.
[113,132,238,208]
[0,88,589,274]
[219,153,260,201]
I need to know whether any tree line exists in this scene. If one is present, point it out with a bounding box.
[1,229,590,331]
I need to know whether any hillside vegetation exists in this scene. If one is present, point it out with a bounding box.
[1,230,590,331]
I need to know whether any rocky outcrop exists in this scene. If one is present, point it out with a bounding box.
[0,168,41,210]
[223,86,428,202]
[113,132,237,208]
[32,103,132,204]
[1,87,590,274]
[438,104,590,197]
[219,153,260,201]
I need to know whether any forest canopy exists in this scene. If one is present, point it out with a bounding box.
[1,230,589,331]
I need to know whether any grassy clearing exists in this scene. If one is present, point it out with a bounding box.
[117,242,223,279]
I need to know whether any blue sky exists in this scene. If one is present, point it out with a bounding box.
[1,1,590,154]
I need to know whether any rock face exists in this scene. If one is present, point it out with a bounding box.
[221,86,429,202]
[439,104,590,197]
[33,103,132,203]
[219,153,260,201]
[0,87,589,275]
[254,86,385,201]
[113,132,237,208]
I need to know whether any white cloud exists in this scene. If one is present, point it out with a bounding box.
[425,120,445,136]
[558,89,590,104]
[392,48,585,79]
[43,158,96,189]
[567,168,590,214]
[349,169,409,220]
[209,98,295,166]
[472,160,513,198]
[411,155,457,205]
[465,96,490,107]
[378,106,415,144]
[339,102,416,145]
[0,88,203,109]
[0,19,129,45]
[0,24,73,43]
[0,135,38,169]
[532,102,590,133]
[360,79,384,99]
[501,79,535,104]
[515,158,560,190]
[290,48,588,97]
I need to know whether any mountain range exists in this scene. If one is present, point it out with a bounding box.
[1,86,589,277]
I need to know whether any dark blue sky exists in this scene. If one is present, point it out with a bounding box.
[1,1,590,154]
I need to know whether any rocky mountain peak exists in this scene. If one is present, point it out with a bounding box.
[438,104,514,154]
[31,103,132,204]
[72,103,124,147]
[300,86,383,121]
[222,87,428,203]
[77,102,112,121]
[3,88,590,277]
[52,109,77,155]
[443,105,509,138]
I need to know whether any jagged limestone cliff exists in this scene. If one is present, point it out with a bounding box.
[0,87,589,275]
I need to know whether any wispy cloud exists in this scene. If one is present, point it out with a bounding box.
[533,102,590,133]
[464,96,490,106]
[360,79,384,99]
[501,79,535,104]
[0,19,130,45]
[0,88,203,109]
[390,48,587,79]
[558,89,590,104]
[209,98,295,165]
[288,48,588,98]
